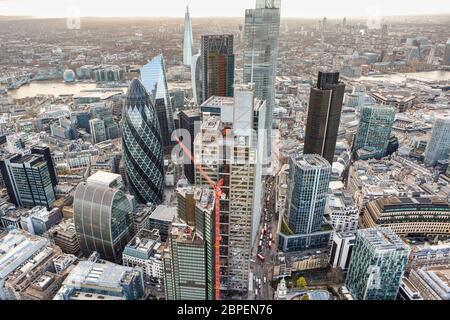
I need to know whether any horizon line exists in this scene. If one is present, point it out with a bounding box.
[1,12,450,20]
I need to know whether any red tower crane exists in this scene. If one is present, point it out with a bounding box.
[175,137,222,300]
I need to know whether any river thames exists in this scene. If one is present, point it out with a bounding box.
[6,71,450,100]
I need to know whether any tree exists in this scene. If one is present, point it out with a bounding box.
[296,276,308,289]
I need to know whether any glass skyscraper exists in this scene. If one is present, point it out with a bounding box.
[74,173,133,263]
[278,154,333,252]
[122,78,165,205]
[304,71,346,164]
[353,105,396,160]
[141,54,175,148]
[183,6,194,67]
[0,153,56,208]
[201,34,235,103]
[424,116,450,166]
[345,227,410,300]
[243,1,280,163]
[163,224,213,300]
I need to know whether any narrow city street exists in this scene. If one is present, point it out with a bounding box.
[250,175,278,300]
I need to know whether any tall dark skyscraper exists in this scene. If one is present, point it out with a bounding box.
[0,152,56,208]
[201,34,235,103]
[304,71,345,164]
[178,109,201,184]
[122,78,165,205]
[30,145,58,187]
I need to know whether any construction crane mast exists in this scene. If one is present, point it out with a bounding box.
[174,137,222,300]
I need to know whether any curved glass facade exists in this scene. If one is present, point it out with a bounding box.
[122,78,165,205]
[74,182,132,263]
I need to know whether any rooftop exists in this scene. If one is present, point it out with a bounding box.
[86,171,122,188]
[358,227,410,252]
[202,96,234,107]
[291,153,331,170]
[149,205,176,222]
[0,229,49,279]
[171,225,204,246]
[63,259,137,289]
[124,229,161,256]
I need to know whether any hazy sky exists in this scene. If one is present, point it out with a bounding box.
[0,0,449,18]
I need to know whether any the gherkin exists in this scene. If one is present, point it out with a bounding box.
[122,78,165,205]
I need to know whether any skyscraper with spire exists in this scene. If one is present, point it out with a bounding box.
[243,0,281,166]
[183,6,194,67]
[140,53,175,148]
[122,79,165,205]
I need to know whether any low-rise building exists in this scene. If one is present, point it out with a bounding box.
[54,253,144,300]
[122,229,163,281]
[409,265,450,300]
[46,219,80,256]
[362,196,450,237]
[148,205,176,242]
[0,228,62,300]
[327,190,358,233]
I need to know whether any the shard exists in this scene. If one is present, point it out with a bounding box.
[183,6,194,66]
[122,78,165,205]
[140,54,175,148]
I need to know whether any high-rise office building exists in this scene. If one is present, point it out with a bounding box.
[424,116,450,166]
[70,111,90,133]
[89,118,107,144]
[346,227,410,300]
[201,34,235,103]
[163,224,214,300]
[243,0,280,163]
[353,105,396,160]
[178,109,201,184]
[74,171,133,263]
[122,78,165,205]
[304,71,346,164]
[140,54,175,148]
[278,154,333,252]
[30,145,58,187]
[103,116,120,140]
[442,38,450,66]
[0,153,56,208]
[166,186,216,300]
[183,6,194,67]
[191,52,202,105]
[194,85,266,294]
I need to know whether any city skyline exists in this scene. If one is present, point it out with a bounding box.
[0,0,450,304]
[0,0,450,18]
